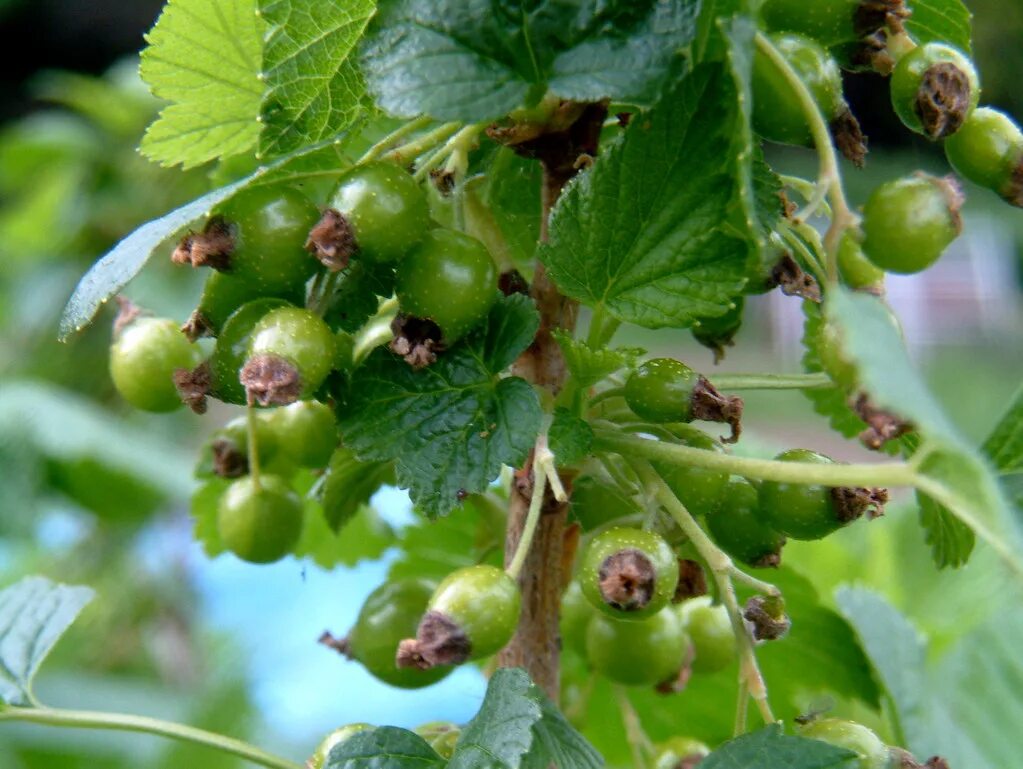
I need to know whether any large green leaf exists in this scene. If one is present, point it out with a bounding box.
[325,727,444,769]
[905,0,972,54]
[540,66,750,329]
[140,0,264,168]
[702,725,855,768]
[0,577,94,706]
[339,295,541,517]
[259,0,375,156]
[361,0,699,122]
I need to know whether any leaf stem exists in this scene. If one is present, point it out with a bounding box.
[357,115,434,164]
[0,707,303,769]
[506,438,549,581]
[382,122,462,166]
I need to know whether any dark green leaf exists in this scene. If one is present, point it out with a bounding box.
[983,383,1023,473]
[259,0,375,156]
[548,408,593,467]
[916,489,975,569]
[524,687,603,769]
[701,725,856,769]
[474,148,542,270]
[191,478,229,557]
[0,576,94,706]
[325,727,444,769]
[905,0,972,54]
[540,66,750,329]
[325,262,397,334]
[553,332,643,390]
[339,295,541,517]
[449,668,543,769]
[361,0,698,122]
[320,447,396,531]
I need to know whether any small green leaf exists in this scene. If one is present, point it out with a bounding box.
[524,687,603,769]
[321,448,396,531]
[548,408,593,468]
[553,332,643,390]
[916,489,976,569]
[905,0,972,54]
[140,0,265,168]
[259,0,375,157]
[0,576,95,706]
[339,295,542,517]
[540,66,749,329]
[701,724,856,769]
[325,726,444,769]
[294,503,396,571]
[361,0,698,122]
[192,478,229,557]
[983,384,1023,473]
[324,261,397,334]
[448,668,543,769]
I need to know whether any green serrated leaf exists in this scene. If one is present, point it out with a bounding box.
[325,726,444,769]
[524,682,603,769]
[548,408,593,468]
[259,0,375,157]
[361,0,698,122]
[140,0,264,168]
[553,332,643,391]
[916,489,975,569]
[449,668,542,769]
[702,724,856,769]
[294,501,395,570]
[192,478,229,557]
[983,383,1023,473]
[476,148,543,271]
[325,261,397,334]
[0,576,95,706]
[321,447,395,531]
[905,0,972,54]
[540,66,749,329]
[339,295,542,517]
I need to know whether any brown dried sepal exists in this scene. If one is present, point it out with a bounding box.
[181,310,214,342]
[172,217,234,270]
[112,296,142,338]
[389,313,445,369]
[317,631,354,659]
[744,595,791,641]
[916,63,974,140]
[654,643,694,695]
[888,750,951,769]
[771,253,821,303]
[240,354,302,406]
[173,361,211,415]
[852,392,915,450]
[395,611,470,670]
[211,436,247,478]
[831,485,889,523]
[849,30,896,76]
[672,559,708,603]
[498,269,530,296]
[831,106,868,168]
[306,208,357,271]
[854,0,909,38]
[752,547,784,569]
[1004,156,1023,208]
[430,168,456,196]
[690,376,744,444]
[598,549,656,612]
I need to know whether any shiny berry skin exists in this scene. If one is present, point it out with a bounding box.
[890,43,979,139]
[861,173,962,274]
[652,737,710,769]
[560,581,596,657]
[676,596,736,674]
[570,475,643,532]
[752,33,844,146]
[210,414,286,477]
[760,0,860,47]
[413,723,460,759]
[427,565,520,660]
[395,228,498,344]
[216,475,303,563]
[837,231,884,290]
[586,607,688,686]
[945,107,1023,206]
[347,579,451,689]
[308,723,375,769]
[799,719,889,769]
[209,298,293,405]
[655,427,729,518]
[328,163,431,264]
[215,185,320,291]
[691,298,744,357]
[759,449,845,540]
[579,527,679,621]
[246,307,337,397]
[266,401,337,468]
[706,477,786,569]
[110,317,200,412]
[624,358,698,423]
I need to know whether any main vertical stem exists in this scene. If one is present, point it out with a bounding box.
[498,102,606,701]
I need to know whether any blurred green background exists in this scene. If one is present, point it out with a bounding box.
[0,2,1021,768]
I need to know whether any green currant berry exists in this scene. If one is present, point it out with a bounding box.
[405,565,520,666]
[327,162,430,264]
[945,106,1023,207]
[209,414,285,479]
[217,475,303,564]
[799,719,889,769]
[654,427,730,519]
[308,723,375,769]
[580,527,679,621]
[759,449,852,540]
[652,737,711,769]
[413,723,460,759]
[861,173,963,274]
[624,358,698,423]
[891,43,979,140]
[560,580,597,658]
[706,477,786,569]
[242,307,336,405]
[186,271,287,340]
[752,33,844,146]
[208,298,294,405]
[214,185,320,290]
[110,317,200,413]
[395,228,498,346]
[266,401,336,468]
[760,0,862,48]
[837,231,884,290]
[691,298,744,361]
[586,607,688,687]
[676,596,736,675]
[570,475,643,532]
[346,579,451,689]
